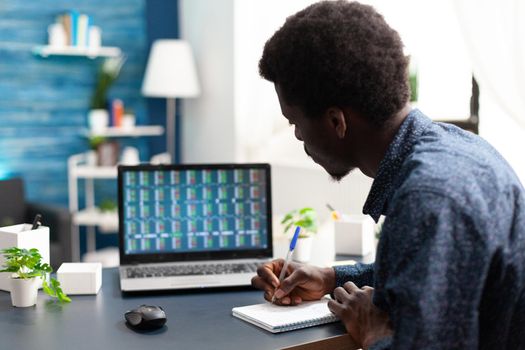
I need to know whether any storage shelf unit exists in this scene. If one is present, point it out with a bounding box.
[68,140,168,261]
[68,152,119,261]
[32,45,121,58]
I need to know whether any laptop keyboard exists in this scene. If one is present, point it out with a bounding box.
[125,262,259,279]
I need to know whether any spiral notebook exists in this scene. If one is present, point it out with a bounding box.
[232,299,338,333]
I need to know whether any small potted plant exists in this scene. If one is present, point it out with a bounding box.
[281,207,318,262]
[0,247,71,307]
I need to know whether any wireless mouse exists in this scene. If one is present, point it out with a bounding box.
[125,305,167,330]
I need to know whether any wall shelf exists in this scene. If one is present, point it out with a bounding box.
[32,45,122,58]
[72,164,118,179]
[84,125,164,138]
[73,207,118,233]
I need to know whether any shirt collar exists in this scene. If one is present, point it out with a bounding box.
[362,109,432,222]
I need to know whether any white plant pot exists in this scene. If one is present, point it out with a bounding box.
[88,109,109,133]
[10,277,39,307]
[293,236,314,263]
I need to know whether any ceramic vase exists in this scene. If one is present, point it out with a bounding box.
[88,109,109,133]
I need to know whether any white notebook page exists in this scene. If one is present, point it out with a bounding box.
[232,299,338,332]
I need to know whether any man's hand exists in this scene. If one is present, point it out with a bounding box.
[251,259,336,305]
[328,282,393,349]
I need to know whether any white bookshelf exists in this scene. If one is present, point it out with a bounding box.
[68,152,120,261]
[32,45,121,59]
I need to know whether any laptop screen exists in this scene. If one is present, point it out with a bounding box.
[118,163,272,264]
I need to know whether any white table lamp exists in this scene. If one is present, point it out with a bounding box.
[142,39,200,162]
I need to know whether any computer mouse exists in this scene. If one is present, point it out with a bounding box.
[125,305,167,330]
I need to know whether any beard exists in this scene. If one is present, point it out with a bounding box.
[304,144,352,181]
[329,168,353,182]
[304,144,312,158]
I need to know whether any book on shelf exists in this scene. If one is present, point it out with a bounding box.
[53,10,99,49]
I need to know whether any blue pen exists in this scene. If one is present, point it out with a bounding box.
[272,226,301,303]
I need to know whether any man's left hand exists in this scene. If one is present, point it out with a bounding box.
[328,282,393,349]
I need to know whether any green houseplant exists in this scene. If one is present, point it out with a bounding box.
[90,56,126,110]
[88,56,126,133]
[409,69,418,103]
[0,247,71,307]
[407,55,418,103]
[281,207,318,262]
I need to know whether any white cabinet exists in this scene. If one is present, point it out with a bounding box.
[67,126,166,262]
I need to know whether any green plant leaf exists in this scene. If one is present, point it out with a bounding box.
[299,207,314,215]
[280,213,293,225]
[0,266,18,273]
[1,247,21,255]
[46,278,71,304]
[37,263,53,273]
[90,56,126,109]
[283,222,293,234]
[25,272,44,279]
[0,247,58,284]
[294,219,310,228]
[88,136,107,150]
[58,293,72,303]
[303,211,316,220]
[42,281,56,297]
[99,199,118,212]
[281,207,318,235]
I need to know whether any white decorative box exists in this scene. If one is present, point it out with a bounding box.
[334,215,375,256]
[57,263,102,295]
[0,224,50,292]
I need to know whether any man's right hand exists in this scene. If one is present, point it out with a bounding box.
[251,259,336,305]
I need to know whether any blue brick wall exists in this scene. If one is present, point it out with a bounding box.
[0,0,149,207]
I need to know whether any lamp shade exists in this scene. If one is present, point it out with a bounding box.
[142,39,200,98]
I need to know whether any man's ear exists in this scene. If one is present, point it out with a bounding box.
[325,107,347,139]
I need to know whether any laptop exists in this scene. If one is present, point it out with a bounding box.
[117,163,273,292]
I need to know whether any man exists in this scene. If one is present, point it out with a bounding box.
[251,1,525,349]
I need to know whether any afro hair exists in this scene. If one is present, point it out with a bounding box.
[259,0,410,127]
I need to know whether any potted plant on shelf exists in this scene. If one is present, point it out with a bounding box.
[88,56,126,133]
[0,247,71,307]
[281,207,318,262]
[407,55,419,104]
[88,135,119,166]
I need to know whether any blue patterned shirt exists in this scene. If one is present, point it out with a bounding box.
[333,109,525,349]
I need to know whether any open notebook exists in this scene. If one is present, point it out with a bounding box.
[232,299,338,333]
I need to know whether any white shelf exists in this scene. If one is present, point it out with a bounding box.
[73,208,118,233]
[32,45,121,58]
[73,165,117,179]
[85,125,164,138]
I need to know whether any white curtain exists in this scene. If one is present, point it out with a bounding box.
[454,0,525,130]
[234,0,319,162]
